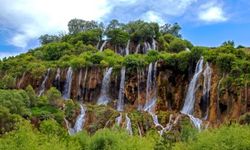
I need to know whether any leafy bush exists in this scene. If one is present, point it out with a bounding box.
[0,75,16,89]
[0,90,30,115]
[168,38,187,53]
[174,125,250,150]
[41,42,74,61]
[124,54,146,70]
[216,53,236,73]
[46,87,62,107]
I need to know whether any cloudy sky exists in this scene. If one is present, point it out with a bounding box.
[0,0,250,58]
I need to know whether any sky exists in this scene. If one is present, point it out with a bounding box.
[1,0,250,58]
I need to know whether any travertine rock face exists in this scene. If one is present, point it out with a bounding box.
[16,64,250,128]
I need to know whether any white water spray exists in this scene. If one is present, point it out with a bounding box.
[99,41,107,52]
[181,57,204,130]
[63,67,73,100]
[97,68,113,105]
[117,67,126,111]
[38,68,50,96]
[203,62,212,119]
[73,104,86,133]
[125,114,133,135]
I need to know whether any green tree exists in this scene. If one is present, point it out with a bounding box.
[216,53,236,73]
[0,75,16,89]
[0,106,22,134]
[68,19,102,34]
[41,42,73,60]
[46,87,62,107]
[25,85,38,107]
[39,34,60,45]
[160,23,182,37]
[222,40,235,47]
[169,38,187,53]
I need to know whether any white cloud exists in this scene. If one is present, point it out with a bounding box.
[198,2,227,23]
[0,0,111,48]
[142,11,165,25]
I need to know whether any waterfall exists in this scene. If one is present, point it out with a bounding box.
[125,114,133,135]
[17,72,26,88]
[97,67,113,105]
[143,62,163,130]
[77,69,83,100]
[143,42,151,53]
[96,39,101,49]
[144,62,157,111]
[73,104,86,133]
[125,40,130,55]
[64,118,74,135]
[63,67,73,100]
[64,104,86,135]
[116,113,122,126]
[55,68,61,81]
[152,38,157,50]
[99,41,107,52]
[38,68,50,96]
[202,62,212,119]
[181,57,204,114]
[181,57,204,130]
[135,44,140,54]
[188,114,202,129]
[117,67,126,111]
[137,68,143,110]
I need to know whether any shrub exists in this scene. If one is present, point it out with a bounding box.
[174,125,250,150]
[168,38,187,53]
[0,90,30,115]
[0,75,16,89]
[46,87,62,107]
[216,53,236,73]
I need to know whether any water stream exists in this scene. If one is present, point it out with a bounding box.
[63,67,73,100]
[38,68,50,96]
[97,67,113,105]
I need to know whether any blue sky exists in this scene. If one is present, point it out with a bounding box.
[1,0,250,58]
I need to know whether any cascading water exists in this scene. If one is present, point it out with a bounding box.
[143,42,151,53]
[144,62,157,111]
[181,57,204,130]
[99,40,107,52]
[202,62,212,119]
[55,68,60,81]
[181,57,204,114]
[152,38,157,50]
[135,44,140,54]
[137,68,143,110]
[97,67,113,105]
[38,68,50,96]
[64,118,74,135]
[96,39,101,49]
[143,62,163,130]
[17,72,26,88]
[64,104,86,135]
[73,104,86,133]
[116,113,122,126]
[63,67,73,100]
[125,114,133,135]
[125,40,130,55]
[117,67,126,111]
